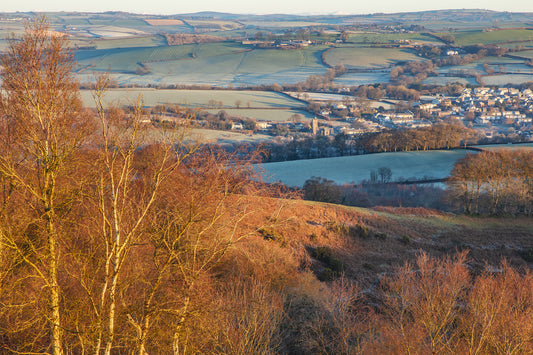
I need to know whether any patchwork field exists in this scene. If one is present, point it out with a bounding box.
[324,47,422,69]
[80,35,168,49]
[144,19,184,26]
[346,32,439,44]
[79,89,307,109]
[76,43,329,86]
[334,72,392,86]
[5,11,533,90]
[422,76,477,86]
[513,50,533,60]
[239,21,326,28]
[483,74,533,85]
[450,29,533,46]
[474,143,533,150]
[206,108,314,122]
[258,149,475,187]
[184,19,242,30]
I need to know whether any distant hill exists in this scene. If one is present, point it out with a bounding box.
[170,9,533,25]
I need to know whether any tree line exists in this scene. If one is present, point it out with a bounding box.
[448,149,533,215]
[260,123,480,163]
[364,123,479,153]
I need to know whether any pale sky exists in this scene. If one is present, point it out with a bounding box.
[1,0,532,15]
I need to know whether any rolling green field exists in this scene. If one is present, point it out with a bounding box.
[431,56,533,82]
[239,21,326,28]
[483,74,533,85]
[442,29,533,46]
[205,108,313,122]
[184,19,242,30]
[347,32,439,44]
[75,43,329,86]
[513,50,533,60]
[324,47,422,69]
[501,41,533,49]
[82,35,168,49]
[474,143,533,150]
[422,76,477,86]
[258,149,475,187]
[334,72,392,86]
[75,42,244,72]
[7,11,533,89]
[79,89,307,109]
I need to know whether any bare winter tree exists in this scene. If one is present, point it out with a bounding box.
[0,16,92,354]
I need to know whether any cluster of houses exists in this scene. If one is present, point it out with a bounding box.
[371,111,430,129]
[222,86,533,141]
[241,39,312,49]
[330,87,532,137]
[421,87,533,135]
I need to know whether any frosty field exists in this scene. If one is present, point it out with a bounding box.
[257,149,475,187]
[79,89,306,109]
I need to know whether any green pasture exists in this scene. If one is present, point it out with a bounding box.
[145,45,327,86]
[205,108,313,122]
[85,25,147,38]
[239,21,326,28]
[512,50,533,59]
[258,149,475,187]
[185,20,242,30]
[75,43,329,86]
[474,143,533,151]
[75,42,245,72]
[334,72,391,86]
[191,42,246,57]
[483,74,533,85]
[422,76,477,86]
[433,56,527,75]
[207,30,250,38]
[237,46,325,72]
[405,21,497,31]
[86,35,168,49]
[347,32,438,44]
[58,17,91,26]
[500,41,533,49]
[324,47,422,69]
[441,29,533,46]
[79,89,306,109]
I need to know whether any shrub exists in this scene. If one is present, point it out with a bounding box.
[259,228,286,247]
[313,246,344,273]
[375,232,387,240]
[348,224,369,239]
[520,247,533,262]
[317,268,337,282]
[400,234,412,244]
[363,263,375,270]
[303,177,341,203]
[325,221,348,235]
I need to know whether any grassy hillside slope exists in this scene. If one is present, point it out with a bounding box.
[256,199,533,290]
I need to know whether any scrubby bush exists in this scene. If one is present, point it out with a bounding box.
[520,247,533,262]
[349,224,369,239]
[313,246,344,273]
[400,234,412,244]
[259,227,286,247]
